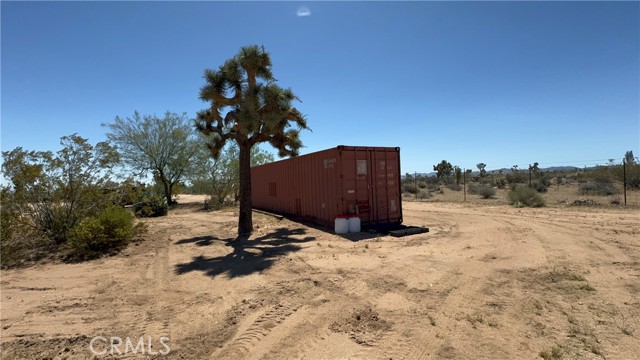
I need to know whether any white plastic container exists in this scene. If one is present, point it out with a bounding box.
[348,215,361,233]
[334,216,349,234]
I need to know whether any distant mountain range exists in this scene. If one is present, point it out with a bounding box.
[404,166,581,178]
[487,166,581,174]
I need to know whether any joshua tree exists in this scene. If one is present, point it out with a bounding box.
[476,163,487,180]
[196,45,308,236]
[433,160,453,183]
[625,150,636,165]
[454,166,462,185]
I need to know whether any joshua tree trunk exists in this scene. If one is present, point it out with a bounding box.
[237,142,253,236]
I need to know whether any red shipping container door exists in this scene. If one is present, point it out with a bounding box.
[251,146,403,228]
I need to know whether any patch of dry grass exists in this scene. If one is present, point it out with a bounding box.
[539,344,563,360]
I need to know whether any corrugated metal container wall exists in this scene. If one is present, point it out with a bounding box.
[251,146,403,228]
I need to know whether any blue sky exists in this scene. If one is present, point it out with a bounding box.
[2,1,638,175]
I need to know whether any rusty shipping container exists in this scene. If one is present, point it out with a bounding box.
[251,146,403,228]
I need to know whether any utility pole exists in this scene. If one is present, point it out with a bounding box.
[623,159,627,206]
[463,168,466,202]
[414,171,418,201]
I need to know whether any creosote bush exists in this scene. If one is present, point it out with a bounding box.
[469,183,496,198]
[1,186,17,245]
[427,183,440,192]
[467,182,480,194]
[508,187,545,207]
[531,179,548,193]
[624,163,640,188]
[447,183,462,191]
[133,191,168,217]
[115,179,144,206]
[1,134,119,245]
[578,181,616,196]
[402,183,418,194]
[477,184,496,199]
[493,177,507,189]
[68,206,145,258]
[417,190,431,200]
[506,171,527,185]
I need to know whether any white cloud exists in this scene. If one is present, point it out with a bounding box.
[296,6,311,17]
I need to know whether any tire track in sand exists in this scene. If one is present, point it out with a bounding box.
[210,302,302,359]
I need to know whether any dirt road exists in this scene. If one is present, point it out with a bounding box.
[1,197,639,359]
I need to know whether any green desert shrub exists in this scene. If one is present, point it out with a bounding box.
[1,187,22,266]
[1,136,119,245]
[467,182,480,194]
[1,187,17,245]
[469,183,496,198]
[133,191,168,217]
[2,186,77,267]
[115,179,144,206]
[492,177,507,189]
[402,183,418,194]
[506,171,527,185]
[417,190,431,200]
[531,179,549,193]
[427,183,440,191]
[447,183,462,191]
[624,163,640,188]
[578,181,616,196]
[585,166,614,184]
[508,187,545,207]
[477,184,496,199]
[68,205,141,257]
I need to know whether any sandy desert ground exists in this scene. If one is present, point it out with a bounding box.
[1,195,639,359]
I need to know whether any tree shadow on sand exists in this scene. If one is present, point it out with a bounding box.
[174,236,219,247]
[174,228,315,278]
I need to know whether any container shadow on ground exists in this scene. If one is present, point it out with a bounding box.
[173,228,315,278]
[284,217,384,242]
[284,215,428,241]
